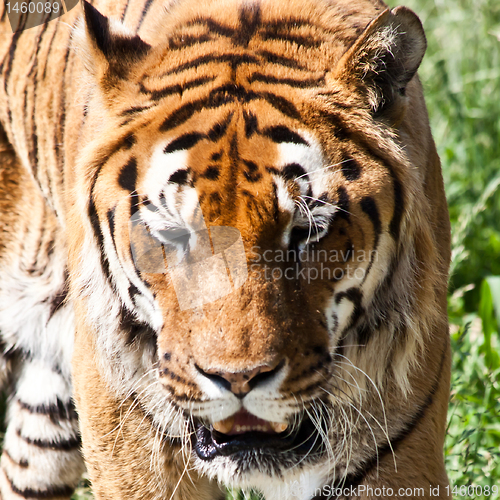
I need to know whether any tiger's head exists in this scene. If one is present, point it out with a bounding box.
[69,0,450,496]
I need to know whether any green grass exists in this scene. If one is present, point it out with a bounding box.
[401,0,500,495]
[402,0,500,302]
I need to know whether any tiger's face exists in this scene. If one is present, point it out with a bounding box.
[73,0,445,494]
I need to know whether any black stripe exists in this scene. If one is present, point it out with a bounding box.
[336,186,350,222]
[359,139,406,244]
[241,189,254,199]
[28,196,46,269]
[123,134,136,149]
[118,157,138,192]
[164,133,204,153]
[106,207,117,253]
[243,160,261,182]
[290,226,312,245]
[5,473,74,499]
[281,163,307,181]
[17,398,78,422]
[341,154,361,181]
[88,192,112,283]
[258,50,308,70]
[261,31,324,48]
[160,88,298,132]
[243,110,258,137]
[24,14,52,178]
[371,256,397,304]
[309,192,330,209]
[128,283,140,299]
[130,192,139,217]
[48,277,69,320]
[248,72,325,88]
[141,76,215,101]
[83,2,112,58]
[2,29,23,94]
[360,196,381,234]
[271,182,280,223]
[226,133,239,209]
[118,306,157,347]
[201,166,219,180]
[160,100,201,132]
[168,169,190,185]
[316,107,352,141]
[356,322,372,346]
[186,17,235,39]
[54,42,72,176]
[329,310,339,333]
[334,287,364,332]
[346,136,405,239]
[235,3,261,47]
[41,23,59,81]
[263,125,308,145]
[137,0,154,30]
[119,105,151,117]
[207,84,257,106]
[389,169,404,240]
[360,196,381,283]
[121,0,131,21]
[209,191,222,204]
[243,190,266,222]
[7,8,28,33]
[168,33,212,50]
[161,53,258,78]
[261,92,301,121]
[265,166,280,176]
[30,123,40,180]
[207,112,233,141]
[17,430,81,451]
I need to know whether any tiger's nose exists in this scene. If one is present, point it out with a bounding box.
[196,360,284,398]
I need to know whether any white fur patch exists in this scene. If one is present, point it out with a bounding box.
[271,133,337,248]
[143,145,189,203]
[0,244,74,380]
[277,132,325,178]
[15,361,72,409]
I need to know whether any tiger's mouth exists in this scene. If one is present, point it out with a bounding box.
[193,408,320,460]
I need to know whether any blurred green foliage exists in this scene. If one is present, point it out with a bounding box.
[402,0,500,496]
[402,0,500,302]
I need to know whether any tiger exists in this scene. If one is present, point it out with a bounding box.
[0,0,452,498]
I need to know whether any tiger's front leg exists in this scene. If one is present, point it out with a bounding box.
[0,357,84,500]
[72,309,224,500]
[0,126,84,499]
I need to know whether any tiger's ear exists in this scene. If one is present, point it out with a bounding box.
[79,0,151,78]
[334,7,426,120]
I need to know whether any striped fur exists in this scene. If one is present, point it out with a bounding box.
[0,1,451,499]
